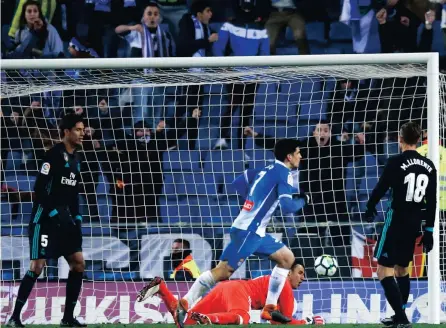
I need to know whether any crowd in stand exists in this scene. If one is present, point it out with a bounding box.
[1,0,445,275]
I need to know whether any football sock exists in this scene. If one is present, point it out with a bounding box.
[396,274,410,309]
[63,271,83,321]
[380,276,407,322]
[183,270,215,306]
[12,270,39,319]
[158,281,178,314]
[265,266,289,306]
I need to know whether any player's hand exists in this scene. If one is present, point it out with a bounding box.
[208,33,219,43]
[364,207,377,222]
[419,229,433,253]
[376,8,387,25]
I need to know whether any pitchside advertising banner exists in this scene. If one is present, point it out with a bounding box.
[1,281,445,324]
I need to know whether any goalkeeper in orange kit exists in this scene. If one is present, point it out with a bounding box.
[137,259,324,325]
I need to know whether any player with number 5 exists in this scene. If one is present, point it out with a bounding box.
[176,139,309,327]
[7,114,87,328]
[364,122,437,328]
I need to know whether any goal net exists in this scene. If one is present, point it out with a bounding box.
[0,55,444,324]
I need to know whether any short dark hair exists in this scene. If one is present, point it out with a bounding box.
[190,0,211,15]
[274,138,301,162]
[400,121,421,145]
[146,1,159,9]
[290,259,305,271]
[173,238,191,249]
[59,113,83,137]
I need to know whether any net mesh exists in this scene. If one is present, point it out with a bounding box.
[0,63,445,324]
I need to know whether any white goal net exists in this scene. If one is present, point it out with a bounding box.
[0,55,444,324]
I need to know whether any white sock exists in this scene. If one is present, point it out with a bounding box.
[265,266,289,306]
[183,270,216,306]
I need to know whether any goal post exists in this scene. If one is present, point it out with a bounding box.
[0,53,443,324]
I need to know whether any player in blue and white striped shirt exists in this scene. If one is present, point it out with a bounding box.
[176,139,309,327]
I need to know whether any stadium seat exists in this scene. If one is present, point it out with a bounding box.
[4,174,36,191]
[203,150,245,175]
[246,149,275,170]
[162,150,204,172]
[163,173,219,199]
[1,202,11,223]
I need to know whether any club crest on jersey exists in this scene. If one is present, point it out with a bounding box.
[40,163,50,175]
[63,152,69,162]
[243,200,254,211]
[237,258,245,267]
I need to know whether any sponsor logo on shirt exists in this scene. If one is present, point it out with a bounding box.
[40,163,50,175]
[243,200,254,211]
[61,176,77,186]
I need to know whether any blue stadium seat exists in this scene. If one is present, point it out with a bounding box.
[1,202,11,223]
[159,196,198,224]
[5,151,22,172]
[246,149,275,170]
[203,150,245,175]
[329,22,352,41]
[162,150,203,172]
[4,175,36,191]
[163,173,220,198]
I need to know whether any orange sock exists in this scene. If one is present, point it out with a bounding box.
[157,281,178,314]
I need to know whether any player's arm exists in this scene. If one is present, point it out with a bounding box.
[366,157,394,212]
[275,283,306,325]
[278,179,306,214]
[34,151,59,217]
[69,158,83,225]
[232,169,261,198]
[425,166,438,231]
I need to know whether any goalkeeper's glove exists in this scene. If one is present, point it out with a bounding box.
[419,227,434,253]
[304,316,325,325]
[364,207,377,223]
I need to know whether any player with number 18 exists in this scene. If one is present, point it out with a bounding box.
[364,122,437,328]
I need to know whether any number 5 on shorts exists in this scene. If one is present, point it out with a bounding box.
[41,235,48,247]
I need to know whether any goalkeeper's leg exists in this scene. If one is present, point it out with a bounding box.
[137,277,178,317]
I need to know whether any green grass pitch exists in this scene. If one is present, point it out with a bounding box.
[23,325,442,328]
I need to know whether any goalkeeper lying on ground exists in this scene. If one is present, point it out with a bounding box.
[137,259,324,325]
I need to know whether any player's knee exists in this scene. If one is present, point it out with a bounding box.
[377,265,394,280]
[71,260,85,273]
[394,265,409,277]
[276,250,294,269]
[231,310,250,325]
[214,262,234,281]
[30,260,46,276]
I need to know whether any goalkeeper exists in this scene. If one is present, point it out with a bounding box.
[175,139,309,327]
[7,114,86,328]
[137,259,324,325]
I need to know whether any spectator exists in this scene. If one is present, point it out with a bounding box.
[376,6,436,53]
[339,0,380,53]
[327,79,379,136]
[116,2,175,129]
[212,0,269,151]
[176,0,217,150]
[8,0,57,38]
[6,0,63,59]
[265,0,310,55]
[163,238,201,281]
